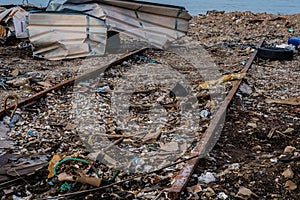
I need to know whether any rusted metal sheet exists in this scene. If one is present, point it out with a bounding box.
[47,0,192,49]
[28,12,107,60]
[168,40,264,199]
[0,48,147,119]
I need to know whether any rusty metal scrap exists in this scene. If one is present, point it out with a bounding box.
[0,48,147,119]
[167,40,264,199]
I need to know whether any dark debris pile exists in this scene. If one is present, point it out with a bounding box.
[0,10,300,200]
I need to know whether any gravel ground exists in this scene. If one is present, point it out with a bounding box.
[0,11,300,200]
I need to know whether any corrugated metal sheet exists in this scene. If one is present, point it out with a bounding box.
[0,6,28,38]
[47,0,192,49]
[28,12,107,60]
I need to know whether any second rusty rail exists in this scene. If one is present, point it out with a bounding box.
[0,48,147,119]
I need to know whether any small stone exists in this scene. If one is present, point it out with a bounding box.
[6,77,29,87]
[10,69,19,77]
[228,163,240,170]
[247,122,257,129]
[285,180,297,191]
[245,47,251,52]
[282,168,294,179]
[252,145,262,150]
[190,184,202,193]
[236,186,258,200]
[284,146,296,154]
[239,83,252,95]
[205,187,215,197]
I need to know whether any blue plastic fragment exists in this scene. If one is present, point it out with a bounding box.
[288,37,300,49]
[97,86,110,92]
[8,123,15,128]
[97,87,104,92]
[48,181,54,186]
[27,131,36,137]
[8,115,19,128]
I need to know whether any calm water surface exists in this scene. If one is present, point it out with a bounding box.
[0,0,299,16]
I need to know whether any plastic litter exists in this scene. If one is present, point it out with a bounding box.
[217,192,228,200]
[8,114,19,128]
[27,131,36,137]
[288,37,300,49]
[200,110,210,118]
[48,154,62,178]
[97,86,110,92]
[53,158,90,176]
[197,73,246,90]
[198,172,216,184]
[275,44,296,52]
[60,182,71,192]
[47,181,54,186]
[0,78,8,89]
[58,172,102,187]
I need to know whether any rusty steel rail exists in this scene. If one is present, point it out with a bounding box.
[168,40,264,199]
[0,48,147,119]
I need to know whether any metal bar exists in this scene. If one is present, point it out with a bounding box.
[0,48,147,119]
[168,40,264,199]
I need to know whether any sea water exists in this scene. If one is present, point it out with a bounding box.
[0,0,299,16]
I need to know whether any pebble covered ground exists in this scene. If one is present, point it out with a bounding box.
[0,10,300,200]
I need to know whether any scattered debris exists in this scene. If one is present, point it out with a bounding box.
[0,6,28,38]
[284,180,297,191]
[284,146,296,154]
[198,172,216,184]
[217,192,228,200]
[239,83,252,95]
[288,37,300,49]
[236,186,258,199]
[265,97,300,106]
[282,168,294,179]
[0,7,299,200]
[196,73,246,90]
[257,46,294,60]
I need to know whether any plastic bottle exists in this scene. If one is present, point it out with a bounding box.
[288,38,300,49]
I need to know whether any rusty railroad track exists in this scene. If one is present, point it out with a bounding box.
[0,40,263,199]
